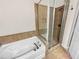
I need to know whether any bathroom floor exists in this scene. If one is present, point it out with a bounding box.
[45,44,71,59]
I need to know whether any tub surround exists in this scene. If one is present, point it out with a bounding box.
[0,31,37,45]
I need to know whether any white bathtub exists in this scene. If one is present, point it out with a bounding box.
[0,36,45,59]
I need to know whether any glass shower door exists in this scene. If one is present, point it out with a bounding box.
[34,0,69,51]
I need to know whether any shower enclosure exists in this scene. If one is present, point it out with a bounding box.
[34,0,70,50]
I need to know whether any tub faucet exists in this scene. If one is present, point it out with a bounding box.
[34,41,41,51]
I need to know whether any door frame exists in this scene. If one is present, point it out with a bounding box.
[62,0,79,50]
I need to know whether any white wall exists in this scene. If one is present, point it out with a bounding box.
[62,0,79,49]
[39,0,64,7]
[55,0,64,8]
[69,14,79,59]
[0,0,35,36]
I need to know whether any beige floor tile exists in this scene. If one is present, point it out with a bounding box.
[45,44,72,59]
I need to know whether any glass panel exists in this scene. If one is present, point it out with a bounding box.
[48,0,70,48]
[34,0,49,42]
[38,4,47,39]
[47,0,56,48]
[51,0,65,47]
[34,0,55,47]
